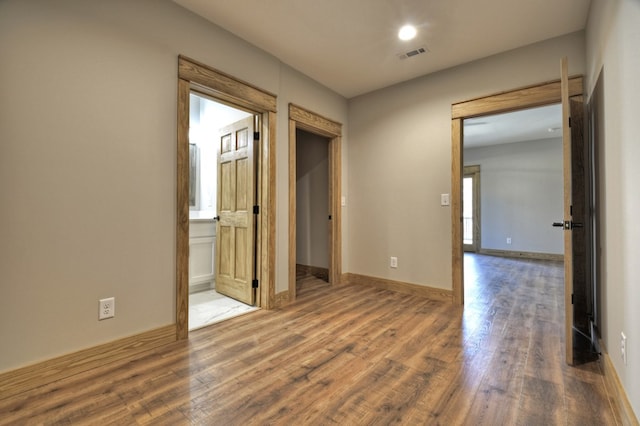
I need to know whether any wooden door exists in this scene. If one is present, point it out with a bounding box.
[570,95,591,343]
[560,57,574,365]
[215,116,256,305]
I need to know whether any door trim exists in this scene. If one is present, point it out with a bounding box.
[463,165,481,253]
[451,76,583,305]
[288,104,342,302]
[177,56,277,339]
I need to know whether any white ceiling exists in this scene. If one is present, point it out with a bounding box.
[174,0,591,99]
[464,104,562,148]
[174,0,587,146]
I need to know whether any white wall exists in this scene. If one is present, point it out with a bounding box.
[189,96,253,217]
[347,32,585,289]
[464,138,564,254]
[296,130,329,269]
[586,0,640,415]
[0,0,347,373]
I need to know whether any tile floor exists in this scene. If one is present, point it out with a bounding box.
[188,289,258,330]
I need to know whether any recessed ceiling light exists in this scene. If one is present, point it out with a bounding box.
[398,25,417,41]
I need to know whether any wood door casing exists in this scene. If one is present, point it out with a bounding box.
[288,104,343,303]
[216,117,256,305]
[177,56,277,339]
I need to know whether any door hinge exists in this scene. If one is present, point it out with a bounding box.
[328,215,332,220]
[569,117,572,128]
[253,205,259,214]
[571,294,574,304]
[252,279,259,288]
[254,131,260,140]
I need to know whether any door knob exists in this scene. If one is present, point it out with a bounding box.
[552,220,582,229]
[213,216,220,221]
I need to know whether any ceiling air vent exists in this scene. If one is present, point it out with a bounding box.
[397,46,428,60]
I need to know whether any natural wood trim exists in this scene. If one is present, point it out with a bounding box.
[273,291,290,308]
[288,119,297,301]
[330,135,343,285]
[176,78,190,339]
[452,76,583,119]
[177,57,277,330]
[600,341,640,426]
[451,76,584,311]
[288,104,343,304]
[344,273,453,303]
[178,56,276,113]
[0,325,176,399]
[261,111,277,310]
[478,248,564,262]
[289,103,342,136]
[452,118,464,305]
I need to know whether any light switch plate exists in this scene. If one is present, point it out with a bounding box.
[441,193,450,206]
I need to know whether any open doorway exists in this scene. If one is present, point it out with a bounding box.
[451,75,594,364]
[461,104,565,311]
[462,104,564,261]
[288,104,343,303]
[177,56,277,340]
[295,129,330,283]
[187,93,258,330]
[451,77,584,305]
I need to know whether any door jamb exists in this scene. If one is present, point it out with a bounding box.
[451,77,583,305]
[288,104,342,302]
[177,56,277,339]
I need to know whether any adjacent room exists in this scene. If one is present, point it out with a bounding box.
[187,93,258,330]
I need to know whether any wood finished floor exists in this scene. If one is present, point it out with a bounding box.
[0,254,618,425]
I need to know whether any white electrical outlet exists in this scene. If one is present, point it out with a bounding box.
[621,332,627,365]
[390,257,398,268]
[99,297,115,320]
[506,237,512,244]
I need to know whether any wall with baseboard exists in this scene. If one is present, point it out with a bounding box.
[585,0,640,417]
[464,138,564,255]
[0,0,348,373]
[347,32,585,288]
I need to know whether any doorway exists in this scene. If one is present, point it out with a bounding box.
[187,93,259,330]
[295,129,331,283]
[452,75,591,365]
[462,165,480,252]
[288,104,343,303]
[177,56,277,339]
[451,77,583,305]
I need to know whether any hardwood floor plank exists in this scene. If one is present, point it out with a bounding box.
[0,255,620,425]
[516,376,565,425]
